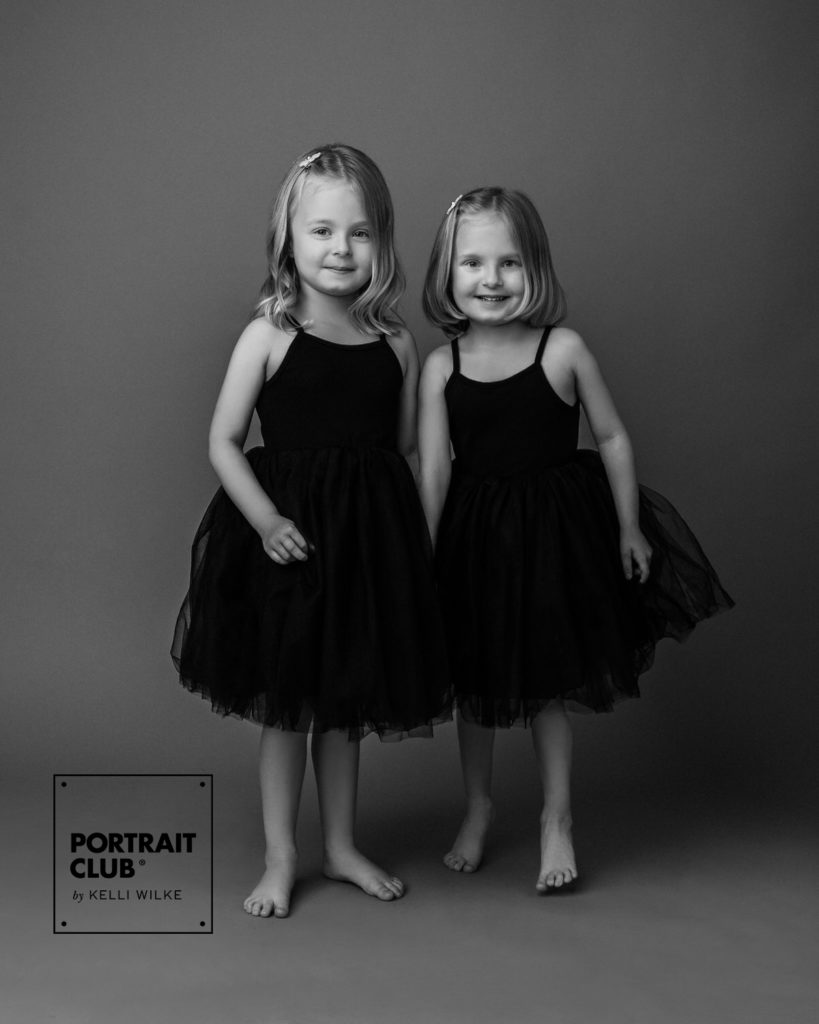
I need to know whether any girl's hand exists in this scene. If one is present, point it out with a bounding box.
[621,528,652,583]
[261,515,310,564]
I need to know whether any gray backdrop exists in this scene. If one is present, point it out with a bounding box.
[3,0,818,806]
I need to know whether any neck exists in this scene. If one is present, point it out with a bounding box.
[293,287,359,334]
[461,319,534,348]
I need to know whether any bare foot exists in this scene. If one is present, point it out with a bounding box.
[444,798,494,873]
[323,847,404,901]
[536,815,577,893]
[243,847,297,918]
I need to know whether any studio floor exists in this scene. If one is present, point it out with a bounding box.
[3,768,816,1024]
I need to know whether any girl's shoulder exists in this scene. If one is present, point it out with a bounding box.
[384,323,415,350]
[544,324,587,359]
[232,316,296,379]
[420,341,455,386]
[235,315,293,351]
[384,324,419,374]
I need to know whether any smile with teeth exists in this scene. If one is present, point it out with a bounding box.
[476,295,508,302]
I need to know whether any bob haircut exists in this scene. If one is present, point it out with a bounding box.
[255,143,405,335]
[423,187,567,338]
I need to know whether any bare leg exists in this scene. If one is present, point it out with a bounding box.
[243,726,306,918]
[531,700,577,892]
[313,730,404,901]
[444,715,495,872]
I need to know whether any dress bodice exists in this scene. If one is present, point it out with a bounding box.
[256,329,402,451]
[444,327,579,477]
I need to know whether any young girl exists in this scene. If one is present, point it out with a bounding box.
[172,144,450,918]
[419,188,733,893]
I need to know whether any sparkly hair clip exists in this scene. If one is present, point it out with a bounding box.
[298,151,322,169]
[445,194,463,216]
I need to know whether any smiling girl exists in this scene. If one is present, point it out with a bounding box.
[419,187,733,893]
[172,145,449,918]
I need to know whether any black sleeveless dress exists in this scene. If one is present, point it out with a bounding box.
[172,329,450,739]
[436,328,734,725]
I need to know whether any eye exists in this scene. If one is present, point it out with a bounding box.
[502,259,520,268]
[462,259,479,268]
[312,227,331,237]
[352,229,371,240]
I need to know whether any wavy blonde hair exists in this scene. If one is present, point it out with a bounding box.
[255,144,405,334]
[423,187,567,338]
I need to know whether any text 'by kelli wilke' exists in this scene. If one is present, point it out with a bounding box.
[71,888,182,902]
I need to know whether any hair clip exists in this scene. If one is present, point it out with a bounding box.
[298,151,322,169]
[446,194,463,216]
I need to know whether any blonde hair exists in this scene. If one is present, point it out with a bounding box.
[423,187,567,337]
[255,144,404,334]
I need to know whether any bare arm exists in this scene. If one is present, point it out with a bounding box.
[209,319,308,563]
[418,346,453,546]
[566,330,652,582]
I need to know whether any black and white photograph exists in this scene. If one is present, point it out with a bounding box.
[2,1,817,1021]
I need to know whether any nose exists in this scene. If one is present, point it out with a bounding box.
[482,264,502,287]
[332,235,351,256]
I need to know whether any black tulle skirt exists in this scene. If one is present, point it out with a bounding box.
[436,449,734,725]
[172,446,451,739]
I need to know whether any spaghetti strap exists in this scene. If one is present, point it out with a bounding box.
[450,338,461,373]
[534,326,552,365]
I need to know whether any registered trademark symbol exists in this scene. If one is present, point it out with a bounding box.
[139,859,146,866]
